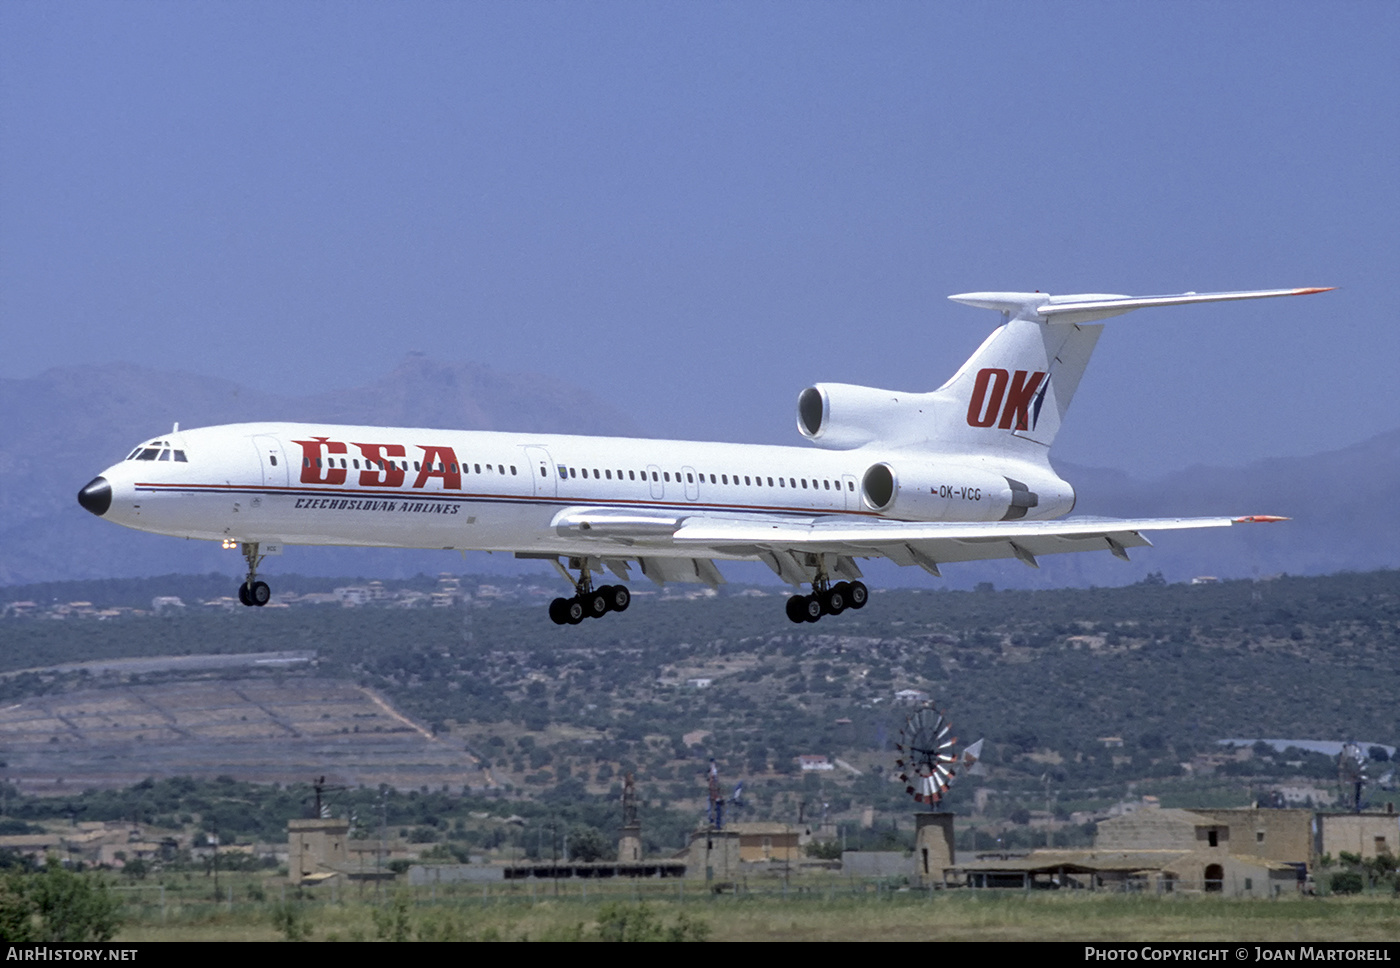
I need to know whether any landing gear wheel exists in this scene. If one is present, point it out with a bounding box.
[802,595,823,623]
[583,590,609,618]
[544,558,632,624]
[823,585,847,615]
[847,581,869,609]
[786,595,808,624]
[606,585,631,612]
[236,542,269,609]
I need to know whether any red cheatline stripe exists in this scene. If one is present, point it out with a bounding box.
[132,482,881,518]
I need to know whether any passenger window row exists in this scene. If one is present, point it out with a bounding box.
[304,457,518,475]
[553,465,855,492]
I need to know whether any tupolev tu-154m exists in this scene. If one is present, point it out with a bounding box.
[78,287,1330,624]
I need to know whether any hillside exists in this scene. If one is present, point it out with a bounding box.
[1,569,1395,831]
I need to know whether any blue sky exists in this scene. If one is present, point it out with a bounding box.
[3,1,1395,476]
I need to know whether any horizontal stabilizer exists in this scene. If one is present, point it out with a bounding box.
[949,287,1332,325]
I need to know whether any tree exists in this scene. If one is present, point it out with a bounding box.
[0,876,34,942]
[568,825,614,863]
[2,860,122,942]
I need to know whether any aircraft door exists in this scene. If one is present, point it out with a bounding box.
[646,464,663,501]
[682,465,700,501]
[842,474,858,511]
[523,446,556,498]
[253,436,289,488]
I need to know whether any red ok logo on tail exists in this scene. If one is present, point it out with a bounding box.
[965,368,1047,430]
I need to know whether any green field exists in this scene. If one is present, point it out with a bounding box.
[109,879,1400,942]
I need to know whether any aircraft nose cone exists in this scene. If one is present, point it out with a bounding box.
[78,477,112,517]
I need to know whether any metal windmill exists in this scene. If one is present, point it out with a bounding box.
[622,772,638,828]
[895,702,984,807]
[1337,742,1369,813]
[308,775,347,818]
[706,759,744,829]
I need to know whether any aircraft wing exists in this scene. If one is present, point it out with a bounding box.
[550,507,1284,584]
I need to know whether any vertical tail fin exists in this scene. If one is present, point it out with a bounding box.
[928,287,1332,461]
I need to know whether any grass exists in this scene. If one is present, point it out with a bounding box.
[110,879,1400,942]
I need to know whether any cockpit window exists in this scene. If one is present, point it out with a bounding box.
[128,440,186,462]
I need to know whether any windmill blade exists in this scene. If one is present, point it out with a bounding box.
[895,701,980,807]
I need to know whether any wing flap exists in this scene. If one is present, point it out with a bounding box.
[538,506,1279,572]
[672,513,1253,568]
[671,513,1231,547]
[639,556,726,587]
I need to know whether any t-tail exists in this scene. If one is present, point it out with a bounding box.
[796,287,1332,464]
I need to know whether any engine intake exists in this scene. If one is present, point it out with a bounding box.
[796,383,932,450]
[861,463,896,511]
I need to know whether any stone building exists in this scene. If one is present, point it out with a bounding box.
[1314,809,1400,862]
[287,817,349,885]
[949,807,1301,896]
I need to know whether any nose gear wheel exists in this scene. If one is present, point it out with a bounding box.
[235,542,271,608]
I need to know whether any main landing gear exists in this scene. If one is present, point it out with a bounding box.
[548,558,630,625]
[236,541,271,608]
[785,576,868,624]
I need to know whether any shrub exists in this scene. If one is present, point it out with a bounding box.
[1329,871,1364,895]
[1,860,122,942]
[595,903,708,942]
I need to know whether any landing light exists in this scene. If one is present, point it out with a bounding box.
[222,538,238,549]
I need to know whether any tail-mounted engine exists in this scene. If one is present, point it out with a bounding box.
[859,460,1075,522]
[797,383,935,450]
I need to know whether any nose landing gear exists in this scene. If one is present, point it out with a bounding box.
[235,542,271,607]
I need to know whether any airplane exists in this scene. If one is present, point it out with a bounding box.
[77,286,1330,625]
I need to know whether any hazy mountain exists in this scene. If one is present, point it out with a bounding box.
[2,359,1394,587]
[0,357,643,585]
[1059,427,1400,580]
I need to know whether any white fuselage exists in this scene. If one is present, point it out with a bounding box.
[88,421,1075,559]
[78,287,1322,619]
